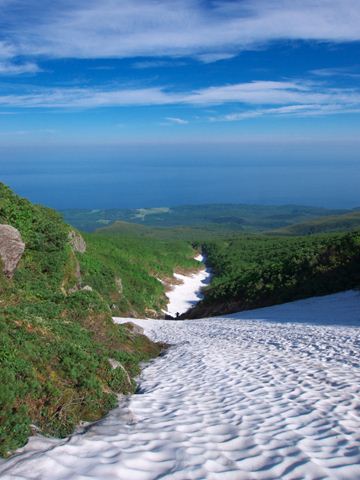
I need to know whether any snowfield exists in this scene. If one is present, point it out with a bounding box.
[164,253,211,317]
[1,291,360,479]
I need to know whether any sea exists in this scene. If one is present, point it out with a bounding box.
[1,143,359,210]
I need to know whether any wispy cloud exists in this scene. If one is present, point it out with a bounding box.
[0,61,41,75]
[195,53,236,64]
[132,60,186,69]
[1,0,360,64]
[0,39,41,75]
[0,86,173,108]
[0,128,58,136]
[211,104,360,122]
[165,117,189,125]
[310,66,360,79]
[0,80,360,118]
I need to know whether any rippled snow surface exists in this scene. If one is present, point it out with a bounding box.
[1,292,360,480]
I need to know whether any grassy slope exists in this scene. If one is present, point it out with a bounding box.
[81,232,199,317]
[187,231,360,318]
[0,184,197,456]
[62,204,345,233]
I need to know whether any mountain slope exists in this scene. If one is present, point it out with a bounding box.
[81,231,199,317]
[0,184,170,456]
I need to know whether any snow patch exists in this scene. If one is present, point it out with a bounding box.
[164,253,211,317]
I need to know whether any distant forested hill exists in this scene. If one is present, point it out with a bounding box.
[62,204,346,234]
[270,210,360,235]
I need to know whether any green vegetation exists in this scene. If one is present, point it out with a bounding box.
[270,209,360,236]
[97,220,243,242]
[62,204,345,233]
[0,183,197,457]
[188,231,360,317]
[81,232,198,317]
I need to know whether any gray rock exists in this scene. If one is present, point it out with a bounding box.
[108,359,132,386]
[108,358,121,369]
[82,285,93,292]
[115,276,123,294]
[123,322,145,336]
[68,230,86,253]
[0,224,25,278]
[66,258,82,294]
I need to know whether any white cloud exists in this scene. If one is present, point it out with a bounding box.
[132,60,186,69]
[1,0,360,62]
[0,80,359,118]
[195,53,236,64]
[0,86,173,108]
[0,61,40,75]
[211,104,360,122]
[310,67,360,78]
[166,117,189,125]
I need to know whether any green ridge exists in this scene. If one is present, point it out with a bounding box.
[270,210,360,235]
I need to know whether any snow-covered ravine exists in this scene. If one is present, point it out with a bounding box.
[1,292,360,479]
[164,253,211,317]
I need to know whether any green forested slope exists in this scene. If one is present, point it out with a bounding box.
[188,231,360,317]
[97,219,243,241]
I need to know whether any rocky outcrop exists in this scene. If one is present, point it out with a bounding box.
[68,230,86,253]
[123,321,145,336]
[82,285,93,292]
[115,276,123,295]
[108,359,132,387]
[0,225,25,278]
[66,234,90,294]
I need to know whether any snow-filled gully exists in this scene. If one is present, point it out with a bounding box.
[164,253,211,318]
[1,291,360,479]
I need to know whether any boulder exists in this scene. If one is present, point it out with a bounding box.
[82,285,93,292]
[115,276,123,294]
[123,322,145,336]
[0,224,25,278]
[108,359,132,386]
[68,230,86,253]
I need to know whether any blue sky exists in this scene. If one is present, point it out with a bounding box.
[0,1,360,209]
[0,0,359,146]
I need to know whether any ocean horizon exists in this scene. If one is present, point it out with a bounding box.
[1,145,359,210]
